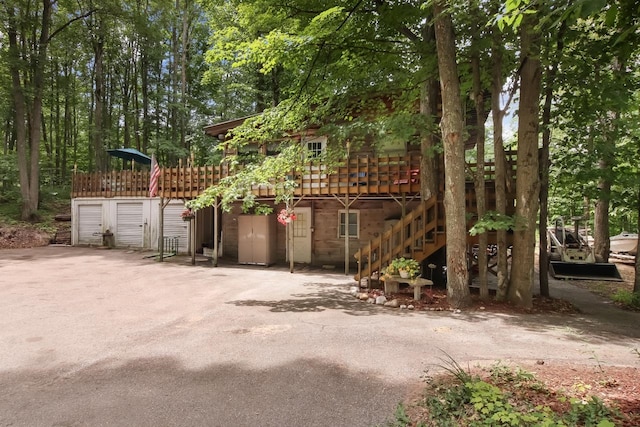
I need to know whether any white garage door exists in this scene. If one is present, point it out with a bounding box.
[164,204,189,253]
[116,202,144,248]
[78,204,103,245]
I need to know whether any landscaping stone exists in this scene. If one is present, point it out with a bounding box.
[375,295,387,305]
[384,299,399,308]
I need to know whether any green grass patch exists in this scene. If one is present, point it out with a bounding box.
[611,289,640,309]
[0,186,70,233]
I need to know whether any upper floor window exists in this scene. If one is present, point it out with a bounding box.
[303,136,327,158]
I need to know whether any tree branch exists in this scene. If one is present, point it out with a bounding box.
[48,9,98,42]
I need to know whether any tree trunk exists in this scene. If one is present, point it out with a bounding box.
[539,25,563,298]
[635,187,640,294]
[491,18,509,301]
[434,1,471,309]
[594,59,623,263]
[509,13,541,309]
[470,11,488,300]
[6,1,53,220]
[92,36,108,171]
[419,21,440,202]
[420,79,440,202]
[539,86,551,298]
[7,28,31,218]
[594,154,613,263]
[180,0,191,151]
[471,50,489,300]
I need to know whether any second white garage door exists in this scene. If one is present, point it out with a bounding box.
[116,202,144,248]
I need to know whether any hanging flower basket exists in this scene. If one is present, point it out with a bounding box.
[181,209,195,221]
[277,208,297,225]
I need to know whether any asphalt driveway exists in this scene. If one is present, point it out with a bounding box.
[1,247,639,426]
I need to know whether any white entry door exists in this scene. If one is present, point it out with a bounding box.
[116,202,144,247]
[78,204,103,245]
[291,207,312,263]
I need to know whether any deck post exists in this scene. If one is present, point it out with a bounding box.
[345,192,349,275]
[158,197,165,262]
[289,218,294,273]
[191,211,196,265]
[212,197,218,267]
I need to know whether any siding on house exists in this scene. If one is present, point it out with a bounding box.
[71,197,189,252]
[219,198,419,266]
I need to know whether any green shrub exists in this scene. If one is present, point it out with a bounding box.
[412,364,619,427]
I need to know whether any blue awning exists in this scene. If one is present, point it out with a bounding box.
[106,148,151,165]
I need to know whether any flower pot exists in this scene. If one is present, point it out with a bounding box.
[182,215,194,222]
[399,270,410,279]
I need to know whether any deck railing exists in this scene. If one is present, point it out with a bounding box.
[72,155,424,198]
[71,170,152,198]
[71,152,516,199]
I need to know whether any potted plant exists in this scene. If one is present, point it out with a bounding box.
[385,257,420,279]
[181,208,195,221]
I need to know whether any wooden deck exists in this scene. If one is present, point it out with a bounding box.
[72,155,423,199]
[71,153,515,199]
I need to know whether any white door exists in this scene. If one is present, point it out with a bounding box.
[164,203,189,253]
[78,204,103,245]
[116,202,144,247]
[291,207,312,263]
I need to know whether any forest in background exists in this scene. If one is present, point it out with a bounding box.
[1,0,639,306]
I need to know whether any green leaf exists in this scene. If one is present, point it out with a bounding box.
[604,4,618,27]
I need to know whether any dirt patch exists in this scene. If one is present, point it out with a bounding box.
[362,286,579,314]
[529,363,640,425]
[0,226,52,249]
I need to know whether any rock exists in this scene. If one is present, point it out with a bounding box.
[400,304,407,310]
[367,298,375,304]
[407,304,414,310]
[358,293,369,300]
[349,286,359,296]
[375,295,387,305]
[384,299,399,308]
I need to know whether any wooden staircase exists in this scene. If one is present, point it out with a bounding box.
[354,195,446,281]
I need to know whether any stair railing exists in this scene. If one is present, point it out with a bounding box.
[355,195,444,281]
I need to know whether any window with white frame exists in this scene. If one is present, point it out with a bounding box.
[338,210,359,239]
[303,136,327,158]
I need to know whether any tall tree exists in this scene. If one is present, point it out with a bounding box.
[434,0,471,308]
[509,11,541,308]
[490,6,511,301]
[3,0,53,220]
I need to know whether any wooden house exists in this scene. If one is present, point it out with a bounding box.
[71,114,515,281]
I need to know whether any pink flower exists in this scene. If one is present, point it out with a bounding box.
[277,208,296,225]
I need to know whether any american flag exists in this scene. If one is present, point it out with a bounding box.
[149,153,161,197]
